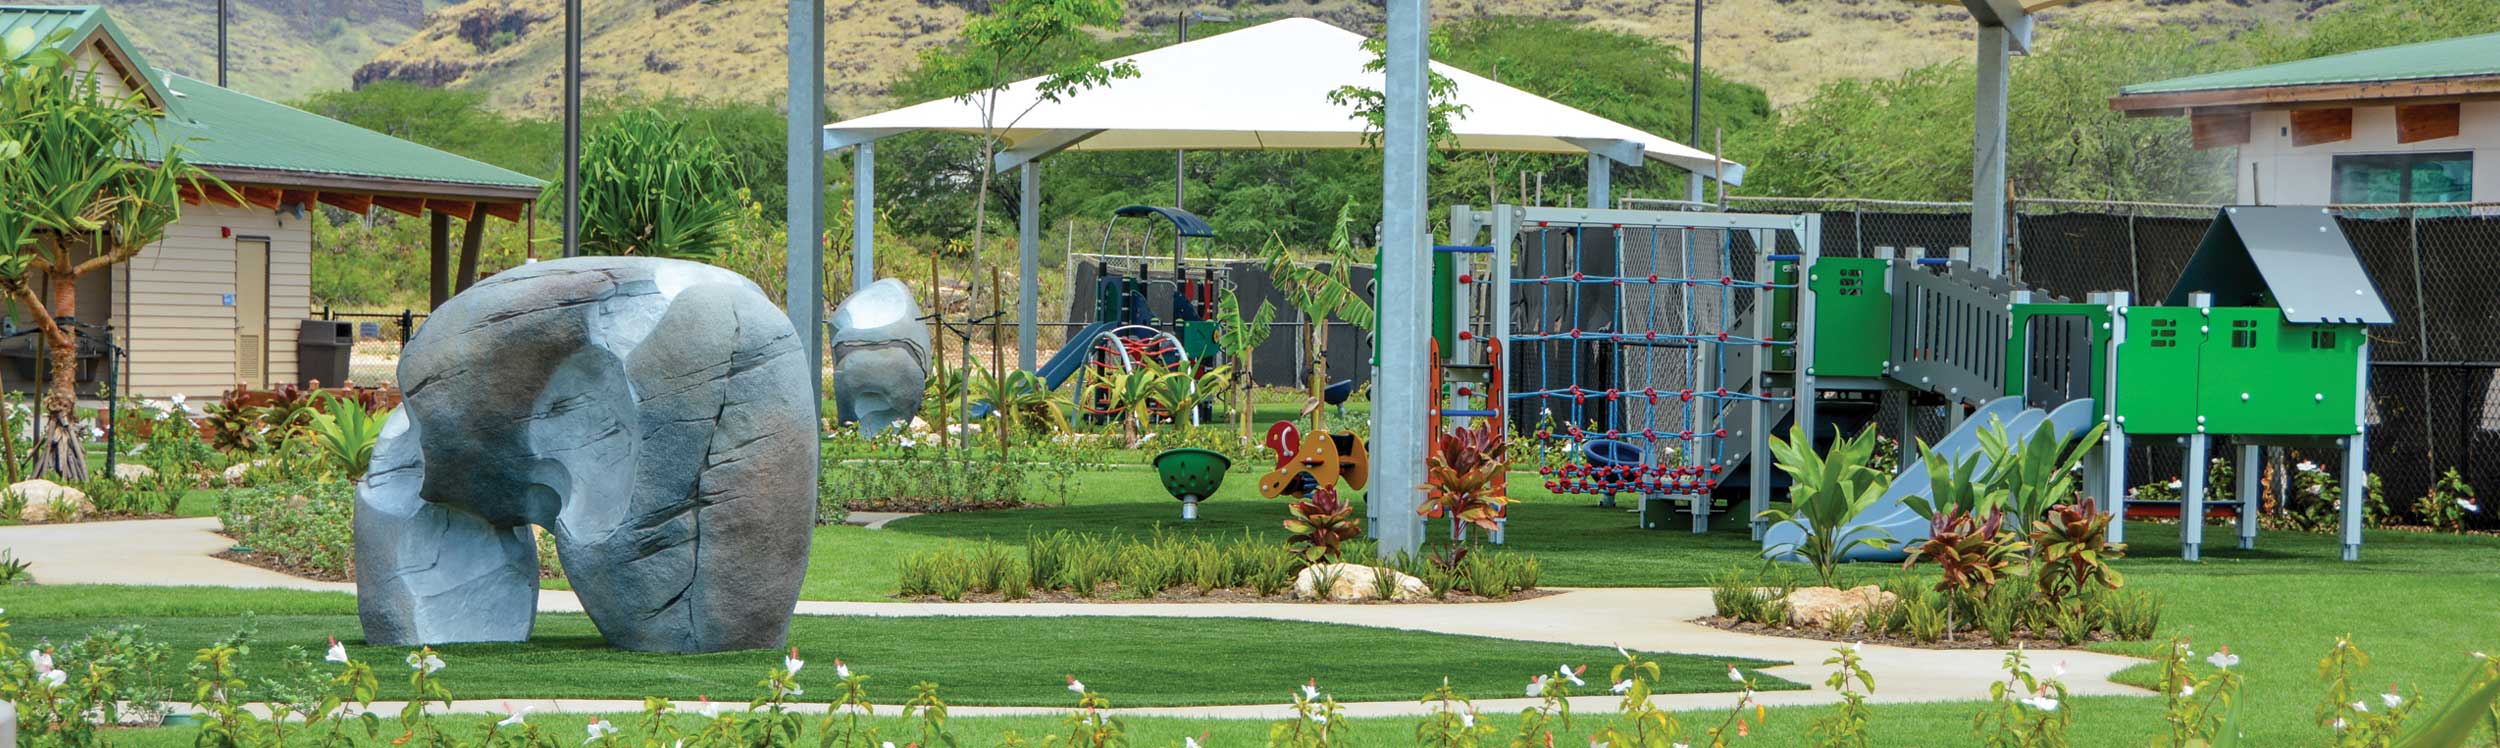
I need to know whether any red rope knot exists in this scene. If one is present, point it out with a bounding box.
[1457,273,1474,285]
[1678,430,1695,441]
[1604,388,1620,401]
[1568,328,1583,339]
[1571,271,1585,282]
[1456,330,1473,341]
[1642,386,1659,402]
[1678,389,1695,402]
[1641,428,1658,441]
[1714,428,1728,439]
[1716,331,1730,342]
[1714,387,1729,399]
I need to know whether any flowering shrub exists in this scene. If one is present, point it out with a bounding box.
[2413,468,2480,533]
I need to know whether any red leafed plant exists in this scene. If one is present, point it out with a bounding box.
[1420,421,1511,536]
[1904,506,2026,594]
[1284,488,1364,564]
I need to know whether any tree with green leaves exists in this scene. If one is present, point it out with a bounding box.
[1260,203,1375,432]
[1212,289,1274,443]
[577,108,740,260]
[914,0,1136,267]
[1,27,225,481]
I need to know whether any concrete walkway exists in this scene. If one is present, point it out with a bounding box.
[0,517,2152,717]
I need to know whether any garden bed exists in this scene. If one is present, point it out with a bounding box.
[893,585,1557,604]
[1697,615,2126,650]
[213,546,353,582]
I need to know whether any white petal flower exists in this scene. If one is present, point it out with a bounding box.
[585,719,619,745]
[2180,684,2195,698]
[2053,661,2068,678]
[2382,691,2404,709]
[498,704,532,727]
[2023,693,2060,712]
[1525,675,1548,698]
[1067,675,1086,694]
[784,648,805,677]
[1725,664,1743,683]
[1610,679,1633,694]
[2205,648,2239,670]
[39,669,67,688]
[1185,737,1203,748]
[835,659,851,679]
[1459,712,1475,728]
[326,638,350,664]
[1557,665,1585,687]
[29,649,52,672]
[1301,679,1320,701]
[2333,718,2348,731]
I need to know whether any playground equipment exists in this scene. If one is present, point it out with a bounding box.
[1440,203,2385,562]
[1152,448,1233,520]
[1258,421,1372,499]
[976,205,1221,422]
[1423,243,1511,541]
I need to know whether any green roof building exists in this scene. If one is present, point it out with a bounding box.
[2110,31,2499,208]
[1,5,546,397]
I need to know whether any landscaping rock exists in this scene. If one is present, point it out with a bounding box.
[112,463,157,482]
[357,257,816,654]
[221,460,269,485]
[1293,563,1429,602]
[1782,585,1899,626]
[11,479,91,522]
[827,278,930,438]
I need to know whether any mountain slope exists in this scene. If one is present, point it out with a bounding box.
[352,0,2334,117]
[20,0,429,102]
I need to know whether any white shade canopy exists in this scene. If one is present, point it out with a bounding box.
[822,17,1744,184]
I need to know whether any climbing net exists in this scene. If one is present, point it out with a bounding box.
[1505,216,1801,499]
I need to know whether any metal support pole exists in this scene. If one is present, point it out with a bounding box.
[1586,155,1611,210]
[1684,0,1704,204]
[1019,163,1041,371]
[561,0,582,258]
[851,143,876,292]
[1746,240,1770,541]
[215,0,228,87]
[787,0,826,407]
[2236,442,2261,549]
[2343,340,2373,561]
[1969,24,2011,277]
[2182,434,2208,561]
[2103,291,2130,544]
[1371,0,1430,559]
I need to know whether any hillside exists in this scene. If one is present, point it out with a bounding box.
[17,0,431,102]
[349,0,2336,117]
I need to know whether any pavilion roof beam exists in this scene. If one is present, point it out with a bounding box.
[993,129,1109,172]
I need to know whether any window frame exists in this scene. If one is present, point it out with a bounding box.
[2329,150,2475,204]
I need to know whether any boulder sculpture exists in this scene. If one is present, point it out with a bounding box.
[355,257,816,654]
[827,278,931,437]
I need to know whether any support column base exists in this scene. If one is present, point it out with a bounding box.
[2343,544,2360,562]
[2182,543,2200,562]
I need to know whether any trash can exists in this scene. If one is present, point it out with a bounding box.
[296,319,355,387]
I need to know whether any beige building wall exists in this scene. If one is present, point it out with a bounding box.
[2236,101,2500,207]
[115,202,313,398]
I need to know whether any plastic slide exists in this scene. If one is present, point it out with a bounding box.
[1763,396,2101,563]
[967,320,1120,421]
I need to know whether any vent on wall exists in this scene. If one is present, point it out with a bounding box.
[237,333,262,383]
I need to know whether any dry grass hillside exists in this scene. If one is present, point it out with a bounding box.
[23,0,430,102]
[350,0,2335,117]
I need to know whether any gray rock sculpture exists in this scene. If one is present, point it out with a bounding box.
[356,257,817,654]
[827,278,931,437]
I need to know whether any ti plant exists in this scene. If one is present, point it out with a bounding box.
[1758,423,1894,586]
[1978,420,2108,524]
[1910,445,2011,521]
[1284,488,1364,565]
[1904,506,2027,596]
[1421,420,1511,539]
[2029,501,2126,611]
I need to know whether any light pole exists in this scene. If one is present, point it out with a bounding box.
[1685,0,1704,204]
[1173,10,1231,262]
[562,0,582,257]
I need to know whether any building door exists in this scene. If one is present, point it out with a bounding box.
[236,238,269,386]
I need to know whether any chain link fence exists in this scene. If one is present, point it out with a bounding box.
[315,308,426,387]
[1724,197,2500,526]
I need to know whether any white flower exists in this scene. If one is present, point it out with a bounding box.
[1459,712,1475,728]
[2351,700,2369,713]
[1311,715,1328,725]
[784,648,805,677]
[1525,675,1548,698]
[29,649,52,672]
[2022,693,2060,712]
[1725,664,1743,683]
[2180,684,2195,698]
[410,652,446,674]
[39,669,66,688]
[1301,679,1320,701]
[1847,641,1863,653]
[2166,479,2183,490]
[2382,691,2404,709]
[1614,643,1631,660]
[2205,648,2239,670]
[498,704,532,727]
[2475,651,2490,660]
[1185,737,1204,748]
[585,719,619,744]
[171,393,188,408]
[326,637,350,664]
[2333,717,2348,732]
[2053,660,2068,678]
[1067,675,1086,694]
[2297,460,2321,473]
[1557,665,1585,687]
[697,697,720,717]
[2462,498,2482,514]
[1610,679,1633,694]
[834,659,851,679]
[883,742,897,748]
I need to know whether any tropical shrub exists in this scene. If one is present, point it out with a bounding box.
[969,368,1069,442]
[1903,506,2025,595]
[2030,501,2127,611]
[218,480,359,579]
[1975,420,2106,523]
[1284,489,1364,565]
[577,108,740,260]
[1421,421,1510,539]
[1759,423,1893,585]
[2414,468,2480,533]
[309,393,390,480]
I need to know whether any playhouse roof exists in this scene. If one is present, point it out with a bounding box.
[821,17,1744,183]
[2163,206,2394,325]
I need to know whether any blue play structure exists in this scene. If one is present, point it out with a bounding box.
[972,205,1224,421]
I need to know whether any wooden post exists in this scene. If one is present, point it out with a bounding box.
[428,210,452,309]
[455,209,486,293]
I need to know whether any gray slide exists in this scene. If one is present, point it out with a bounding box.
[1763,396,2100,563]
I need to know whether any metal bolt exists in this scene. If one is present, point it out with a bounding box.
[2241,392,2250,401]
[2197,415,2206,424]
[2315,393,2325,402]
[2118,416,2127,424]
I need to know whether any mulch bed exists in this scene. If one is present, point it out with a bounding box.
[1697,616,2126,651]
[895,585,1559,605]
[214,548,354,582]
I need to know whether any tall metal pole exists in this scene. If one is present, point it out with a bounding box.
[852,143,875,292]
[561,0,583,258]
[1971,24,2011,276]
[1018,163,1041,371]
[789,0,827,408]
[215,0,228,87]
[1684,0,1703,203]
[1373,0,1430,558]
[1173,14,1190,265]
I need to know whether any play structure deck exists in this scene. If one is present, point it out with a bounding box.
[1429,203,2387,561]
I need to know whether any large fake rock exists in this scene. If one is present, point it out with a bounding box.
[1782,586,1899,626]
[827,278,931,437]
[1293,563,1428,602]
[355,257,817,654]
[11,479,90,522]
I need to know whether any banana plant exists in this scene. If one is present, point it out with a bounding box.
[1213,291,1275,443]
[1088,363,1167,448]
[1757,423,1893,586]
[1260,203,1374,431]
[971,368,1068,443]
[1979,420,2108,524]
[1147,364,1232,428]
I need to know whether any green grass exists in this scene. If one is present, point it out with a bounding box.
[5,585,1790,707]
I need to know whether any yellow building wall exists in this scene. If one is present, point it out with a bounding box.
[116,203,313,398]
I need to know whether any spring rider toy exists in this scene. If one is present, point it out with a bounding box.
[1152,448,1232,520]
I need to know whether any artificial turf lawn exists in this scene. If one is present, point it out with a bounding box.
[2,585,1793,706]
